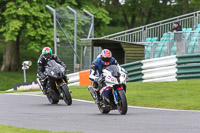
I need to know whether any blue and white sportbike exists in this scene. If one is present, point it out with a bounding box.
[88,65,128,115]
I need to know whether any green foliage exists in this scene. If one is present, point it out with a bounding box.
[103,26,126,35]
[83,5,111,37]
[75,0,112,37]
[104,0,200,29]
[0,0,111,53]
[0,0,199,51]
[0,0,78,52]
[190,0,200,11]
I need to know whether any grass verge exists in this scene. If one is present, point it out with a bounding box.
[0,125,75,133]
[70,80,200,110]
[0,71,37,91]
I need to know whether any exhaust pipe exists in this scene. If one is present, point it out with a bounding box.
[36,78,43,90]
[88,86,97,100]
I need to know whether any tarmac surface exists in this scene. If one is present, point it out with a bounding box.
[0,93,200,133]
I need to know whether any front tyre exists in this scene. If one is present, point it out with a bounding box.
[61,84,72,105]
[47,96,59,104]
[117,90,128,115]
[97,103,110,114]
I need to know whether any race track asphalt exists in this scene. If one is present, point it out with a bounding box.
[0,94,200,133]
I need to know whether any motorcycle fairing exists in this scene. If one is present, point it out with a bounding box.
[102,87,112,98]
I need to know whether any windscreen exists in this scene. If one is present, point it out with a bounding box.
[46,60,62,71]
[47,60,57,68]
[106,65,119,77]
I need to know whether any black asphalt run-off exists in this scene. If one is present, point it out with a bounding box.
[0,94,200,133]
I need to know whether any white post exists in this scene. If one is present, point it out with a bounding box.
[67,6,77,72]
[83,9,97,62]
[83,9,94,38]
[46,5,57,55]
[23,64,26,83]
[22,61,32,83]
[74,12,77,72]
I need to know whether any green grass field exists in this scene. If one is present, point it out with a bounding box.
[0,125,75,133]
[69,80,200,110]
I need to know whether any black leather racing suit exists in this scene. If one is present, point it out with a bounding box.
[37,54,67,90]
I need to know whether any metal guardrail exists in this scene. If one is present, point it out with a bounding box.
[120,61,143,82]
[121,56,178,82]
[176,54,200,80]
[121,54,200,82]
[102,11,200,43]
[176,53,200,64]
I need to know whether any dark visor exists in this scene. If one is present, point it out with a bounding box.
[102,57,111,62]
[44,53,51,59]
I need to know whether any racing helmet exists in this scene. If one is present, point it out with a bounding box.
[101,49,112,65]
[42,47,52,59]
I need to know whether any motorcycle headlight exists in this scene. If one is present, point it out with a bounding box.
[60,67,65,72]
[120,74,126,83]
[51,71,54,75]
[111,77,117,83]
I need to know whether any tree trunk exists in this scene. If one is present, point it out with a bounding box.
[112,0,120,6]
[122,9,130,28]
[1,40,20,72]
[145,8,152,25]
[182,0,189,14]
[130,14,136,28]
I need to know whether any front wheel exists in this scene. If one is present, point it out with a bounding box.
[47,96,59,104]
[97,103,110,114]
[61,84,72,105]
[117,90,128,115]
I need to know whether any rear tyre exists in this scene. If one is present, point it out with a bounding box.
[97,103,110,114]
[47,96,59,104]
[117,90,128,115]
[62,85,72,105]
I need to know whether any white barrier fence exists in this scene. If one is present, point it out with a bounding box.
[141,56,178,82]
[143,75,177,82]
[67,72,80,86]
[141,55,177,70]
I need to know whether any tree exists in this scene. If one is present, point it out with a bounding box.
[190,0,200,11]
[76,0,112,37]
[0,0,111,71]
[0,0,77,72]
[103,0,198,31]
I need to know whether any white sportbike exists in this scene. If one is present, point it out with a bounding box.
[88,65,128,115]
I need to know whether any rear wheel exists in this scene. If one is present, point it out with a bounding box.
[62,84,72,105]
[97,103,110,114]
[47,96,59,104]
[117,90,128,115]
